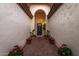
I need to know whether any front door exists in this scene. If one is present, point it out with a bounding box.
[37,23,42,35]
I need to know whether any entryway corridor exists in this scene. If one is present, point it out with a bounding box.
[0,3,78,56]
[23,37,58,56]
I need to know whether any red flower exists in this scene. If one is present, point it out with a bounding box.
[60,44,67,48]
[10,45,23,53]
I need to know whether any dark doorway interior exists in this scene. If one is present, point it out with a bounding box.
[37,23,42,35]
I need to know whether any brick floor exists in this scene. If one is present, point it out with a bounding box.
[23,37,58,56]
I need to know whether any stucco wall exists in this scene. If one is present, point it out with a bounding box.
[48,3,79,55]
[0,4,31,55]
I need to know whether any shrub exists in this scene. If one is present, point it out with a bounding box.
[8,45,23,56]
[58,44,72,56]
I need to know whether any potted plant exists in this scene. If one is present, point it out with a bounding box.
[44,30,50,38]
[48,36,55,44]
[30,29,36,37]
[26,37,32,44]
[8,45,23,56]
[43,23,46,30]
[58,44,72,56]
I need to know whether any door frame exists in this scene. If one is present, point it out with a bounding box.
[34,9,47,36]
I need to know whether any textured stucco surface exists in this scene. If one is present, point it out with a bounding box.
[0,4,31,55]
[48,3,79,55]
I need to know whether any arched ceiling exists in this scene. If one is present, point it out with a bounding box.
[29,4,51,15]
[17,3,63,19]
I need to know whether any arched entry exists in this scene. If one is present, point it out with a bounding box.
[35,10,46,36]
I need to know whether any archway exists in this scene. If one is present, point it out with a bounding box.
[35,10,46,36]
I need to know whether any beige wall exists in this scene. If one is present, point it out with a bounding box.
[48,3,79,55]
[0,4,31,55]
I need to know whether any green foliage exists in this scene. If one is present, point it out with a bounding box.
[62,47,72,56]
[8,45,23,56]
[8,51,23,56]
[58,44,73,56]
